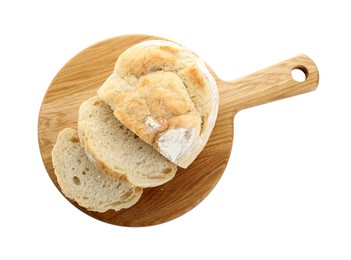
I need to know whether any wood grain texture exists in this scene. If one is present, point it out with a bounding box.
[38,35,319,226]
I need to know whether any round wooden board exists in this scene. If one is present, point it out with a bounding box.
[38,35,233,226]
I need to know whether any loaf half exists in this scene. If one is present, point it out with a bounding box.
[97,40,219,168]
[51,128,142,213]
[78,96,177,188]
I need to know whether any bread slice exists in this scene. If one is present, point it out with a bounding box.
[78,96,177,188]
[97,40,219,168]
[52,128,142,213]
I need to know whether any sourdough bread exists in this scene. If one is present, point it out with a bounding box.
[51,128,142,212]
[78,96,177,188]
[97,40,219,168]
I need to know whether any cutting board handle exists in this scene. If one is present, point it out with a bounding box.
[219,54,319,114]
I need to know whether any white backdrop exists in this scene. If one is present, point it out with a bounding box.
[1,0,350,259]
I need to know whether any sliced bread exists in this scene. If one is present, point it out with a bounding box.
[77,96,177,188]
[52,128,142,213]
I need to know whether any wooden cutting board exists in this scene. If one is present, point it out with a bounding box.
[38,34,319,226]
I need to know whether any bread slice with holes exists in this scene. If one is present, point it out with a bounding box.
[52,128,142,212]
[78,96,177,188]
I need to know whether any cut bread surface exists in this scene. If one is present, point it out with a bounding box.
[51,128,142,213]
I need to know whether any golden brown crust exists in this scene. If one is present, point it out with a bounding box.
[116,46,178,77]
[159,45,179,54]
[113,70,201,147]
[97,40,219,167]
[185,66,207,89]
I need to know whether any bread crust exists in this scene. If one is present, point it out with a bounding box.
[98,40,219,168]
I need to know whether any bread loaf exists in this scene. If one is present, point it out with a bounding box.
[97,40,219,168]
[51,128,142,212]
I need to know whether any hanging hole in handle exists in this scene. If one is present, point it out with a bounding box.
[291,65,308,82]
